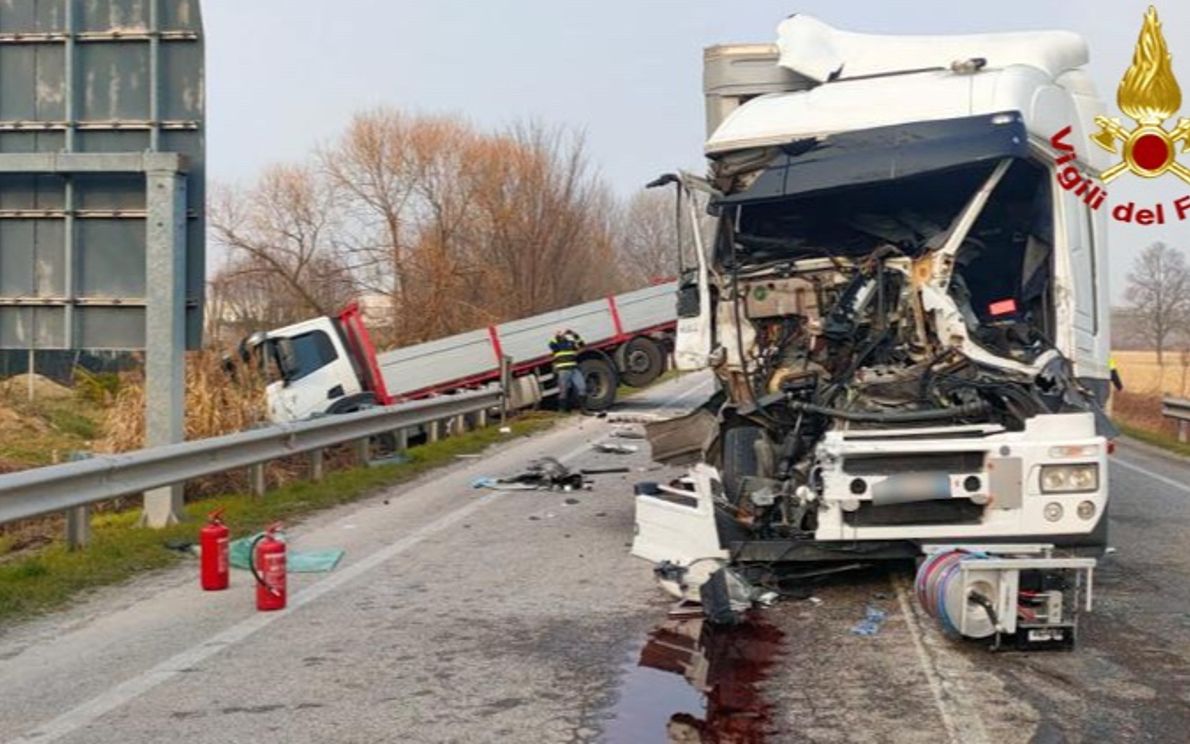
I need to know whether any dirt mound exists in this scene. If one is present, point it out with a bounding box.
[0,373,73,401]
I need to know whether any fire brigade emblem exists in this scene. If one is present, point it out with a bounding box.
[1093,6,1190,182]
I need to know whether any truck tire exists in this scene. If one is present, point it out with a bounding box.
[722,425,763,505]
[618,336,664,388]
[580,356,618,412]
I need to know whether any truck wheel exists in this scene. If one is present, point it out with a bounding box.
[580,356,618,411]
[618,336,664,388]
[327,392,376,415]
[722,425,763,505]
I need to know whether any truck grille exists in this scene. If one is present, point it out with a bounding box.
[843,499,985,526]
[842,451,985,475]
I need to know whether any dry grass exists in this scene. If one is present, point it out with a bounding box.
[1113,350,1190,397]
[98,350,301,497]
[1111,390,1175,437]
[100,350,269,451]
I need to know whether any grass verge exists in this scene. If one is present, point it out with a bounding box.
[0,412,557,626]
[1115,422,1190,459]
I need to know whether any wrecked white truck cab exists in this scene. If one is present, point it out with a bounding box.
[635,17,1115,579]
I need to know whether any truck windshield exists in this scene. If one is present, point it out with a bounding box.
[277,330,339,384]
[725,161,998,263]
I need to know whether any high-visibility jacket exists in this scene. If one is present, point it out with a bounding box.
[550,334,583,370]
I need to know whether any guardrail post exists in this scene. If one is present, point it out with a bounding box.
[500,355,513,426]
[477,409,487,428]
[356,437,371,465]
[310,448,325,481]
[454,414,467,436]
[429,420,441,443]
[66,505,90,550]
[1180,420,1189,444]
[396,428,408,451]
[251,463,266,497]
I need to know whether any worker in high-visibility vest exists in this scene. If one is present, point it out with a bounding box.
[550,328,586,412]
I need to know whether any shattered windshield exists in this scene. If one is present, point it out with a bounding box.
[724,162,999,263]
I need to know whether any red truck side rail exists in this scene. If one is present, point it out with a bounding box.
[335,290,676,404]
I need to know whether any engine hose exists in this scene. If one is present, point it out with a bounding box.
[248,533,281,597]
[787,400,988,424]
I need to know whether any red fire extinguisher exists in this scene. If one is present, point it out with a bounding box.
[250,524,287,611]
[199,508,229,591]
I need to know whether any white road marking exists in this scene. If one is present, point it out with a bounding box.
[893,577,990,744]
[1111,456,1190,496]
[10,376,709,744]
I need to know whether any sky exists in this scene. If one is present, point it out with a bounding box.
[201,0,1190,304]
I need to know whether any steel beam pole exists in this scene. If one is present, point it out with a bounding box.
[140,167,188,527]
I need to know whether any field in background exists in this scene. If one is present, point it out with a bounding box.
[1110,350,1189,456]
[1113,350,1190,397]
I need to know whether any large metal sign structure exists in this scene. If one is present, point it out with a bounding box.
[0,0,205,526]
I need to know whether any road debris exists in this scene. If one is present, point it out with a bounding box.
[471,457,592,491]
[228,534,345,573]
[850,605,889,637]
[610,427,646,440]
[592,441,638,454]
[700,566,778,625]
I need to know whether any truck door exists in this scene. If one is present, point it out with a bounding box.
[673,172,719,371]
[1061,189,1098,365]
[268,326,362,421]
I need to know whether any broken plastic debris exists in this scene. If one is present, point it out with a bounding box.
[593,441,639,454]
[471,457,588,491]
[610,427,646,439]
[700,566,774,625]
[607,413,662,424]
[850,605,889,636]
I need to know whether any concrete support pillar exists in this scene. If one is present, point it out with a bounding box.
[141,166,188,528]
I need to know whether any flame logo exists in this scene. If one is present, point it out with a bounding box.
[1093,6,1190,183]
[1118,6,1181,125]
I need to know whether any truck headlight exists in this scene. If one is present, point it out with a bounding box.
[1077,500,1097,520]
[1044,502,1064,522]
[1040,464,1099,494]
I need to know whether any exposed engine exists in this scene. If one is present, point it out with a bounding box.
[686,158,1114,538]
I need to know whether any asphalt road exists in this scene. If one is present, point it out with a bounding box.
[1,374,1187,743]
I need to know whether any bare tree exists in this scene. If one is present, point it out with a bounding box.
[1125,242,1190,364]
[210,165,354,321]
[615,189,683,283]
[462,123,621,321]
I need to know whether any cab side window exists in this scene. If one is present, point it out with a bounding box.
[284,330,339,383]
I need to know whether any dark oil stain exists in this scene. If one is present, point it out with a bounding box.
[603,612,784,743]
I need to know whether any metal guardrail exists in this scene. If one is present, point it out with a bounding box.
[0,390,502,547]
[1162,397,1190,442]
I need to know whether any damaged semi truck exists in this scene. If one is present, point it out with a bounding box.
[635,16,1115,627]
